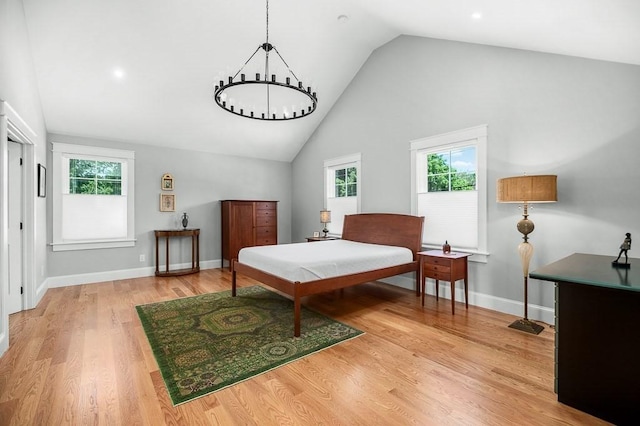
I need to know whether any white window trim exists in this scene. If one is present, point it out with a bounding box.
[324,153,362,237]
[51,142,136,251]
[410,125,489,263]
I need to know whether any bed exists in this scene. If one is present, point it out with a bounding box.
[231,213,424,336]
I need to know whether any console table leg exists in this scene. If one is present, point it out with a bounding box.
[165,237,169,273]
[155,235,159,275]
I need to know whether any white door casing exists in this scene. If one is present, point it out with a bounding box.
[8,141,23,314]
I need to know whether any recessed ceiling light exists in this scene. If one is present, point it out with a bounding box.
[337,14,349,23]
[113,68,125,79]
[471,12,482,20]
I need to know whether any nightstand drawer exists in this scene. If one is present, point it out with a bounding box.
[424,256,451,267]
[424,270,451,282]
[424,264,451,275]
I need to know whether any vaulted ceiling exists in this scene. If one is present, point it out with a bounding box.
[22,0,640,161]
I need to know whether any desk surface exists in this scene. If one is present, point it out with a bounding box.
[530,253,640,292]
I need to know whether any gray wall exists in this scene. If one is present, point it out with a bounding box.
[292,36,640,311]
[47,133,292,277]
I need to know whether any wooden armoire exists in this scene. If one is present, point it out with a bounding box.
[220,200,278,270]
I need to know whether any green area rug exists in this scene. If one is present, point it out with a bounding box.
[136,285,363,405]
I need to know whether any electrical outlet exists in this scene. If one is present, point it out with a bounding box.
[139,254,145,262]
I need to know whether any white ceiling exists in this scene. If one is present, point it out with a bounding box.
[22,0,640,161]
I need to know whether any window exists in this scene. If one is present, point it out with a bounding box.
[324,153,361,235]
[52,143,135,251]
[334,166,358,197]
[411,125,487,260]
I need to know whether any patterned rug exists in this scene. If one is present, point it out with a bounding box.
[136,285,363,405]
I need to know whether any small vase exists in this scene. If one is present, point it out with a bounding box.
[442,240,451,254]
[181,212,189,229]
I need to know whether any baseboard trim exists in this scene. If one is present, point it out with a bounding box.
[44,262,554,325]
[46,259,223,288]
[380,275,555,326]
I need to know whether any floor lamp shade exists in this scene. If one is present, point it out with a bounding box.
[497,174,557,335]
[496,175,557,204]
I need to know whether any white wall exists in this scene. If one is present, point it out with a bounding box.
[292,36,640,319]
[46,133,292,281]
[0,0,49,354]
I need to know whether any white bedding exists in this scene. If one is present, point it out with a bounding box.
[238,239,413,282]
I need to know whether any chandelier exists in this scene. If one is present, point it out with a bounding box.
[213,0,318,121]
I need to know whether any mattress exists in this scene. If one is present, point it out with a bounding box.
[238,239,413,282]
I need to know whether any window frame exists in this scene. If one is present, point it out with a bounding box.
[410,125,488,262]
[324,153,362,236]
[52,142,136,251]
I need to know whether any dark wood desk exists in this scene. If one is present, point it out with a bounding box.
[530,253,640,425]
[154,229,200,276]
[418,250,471,314]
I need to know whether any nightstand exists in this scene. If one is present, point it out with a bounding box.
[306,236,340,242]
[418,250,471,314]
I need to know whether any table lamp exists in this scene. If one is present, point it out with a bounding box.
[320,210,331,238]
[497,174,557,334]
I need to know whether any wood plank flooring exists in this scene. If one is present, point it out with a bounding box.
[0,269,609,425]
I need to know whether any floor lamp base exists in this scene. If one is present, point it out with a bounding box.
[508,318,544,335]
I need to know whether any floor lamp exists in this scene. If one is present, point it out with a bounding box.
[497,175,557,334]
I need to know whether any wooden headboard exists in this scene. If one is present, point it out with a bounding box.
[341,213,424,260]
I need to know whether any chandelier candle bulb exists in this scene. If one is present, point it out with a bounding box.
[286,77,291,85]
[241,73,245,81]
[298,82,303,89]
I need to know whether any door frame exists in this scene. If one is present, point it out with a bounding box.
[0,100,37,354]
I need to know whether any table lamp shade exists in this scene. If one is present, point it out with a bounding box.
[320,210,331,224]
[497,175,557,203]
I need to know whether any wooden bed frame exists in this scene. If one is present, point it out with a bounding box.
[231,213,424,337]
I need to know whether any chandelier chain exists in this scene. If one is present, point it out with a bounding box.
[265,0,271,112]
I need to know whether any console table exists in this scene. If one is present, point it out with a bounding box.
[530,253,639,425]
[154,229,200,276]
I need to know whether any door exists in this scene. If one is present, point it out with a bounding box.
[7,140,23,314]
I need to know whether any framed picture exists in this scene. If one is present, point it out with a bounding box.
[160,194,175,212]
[162,173,174,191]
[37,164,46,198]
[313,231,320,238]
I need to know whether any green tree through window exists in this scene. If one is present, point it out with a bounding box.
[334,167,357,197]
[427,147,476,192]
[69,159,122,195]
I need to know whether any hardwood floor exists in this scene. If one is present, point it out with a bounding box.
[0,269,608,425]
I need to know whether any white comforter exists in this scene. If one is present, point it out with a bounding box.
[238,239,413,282]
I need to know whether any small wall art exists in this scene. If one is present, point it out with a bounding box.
[160,193,175,212]
[162,173,174,191]
[37,163,46,197]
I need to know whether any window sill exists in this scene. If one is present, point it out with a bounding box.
[51,239,136,252]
